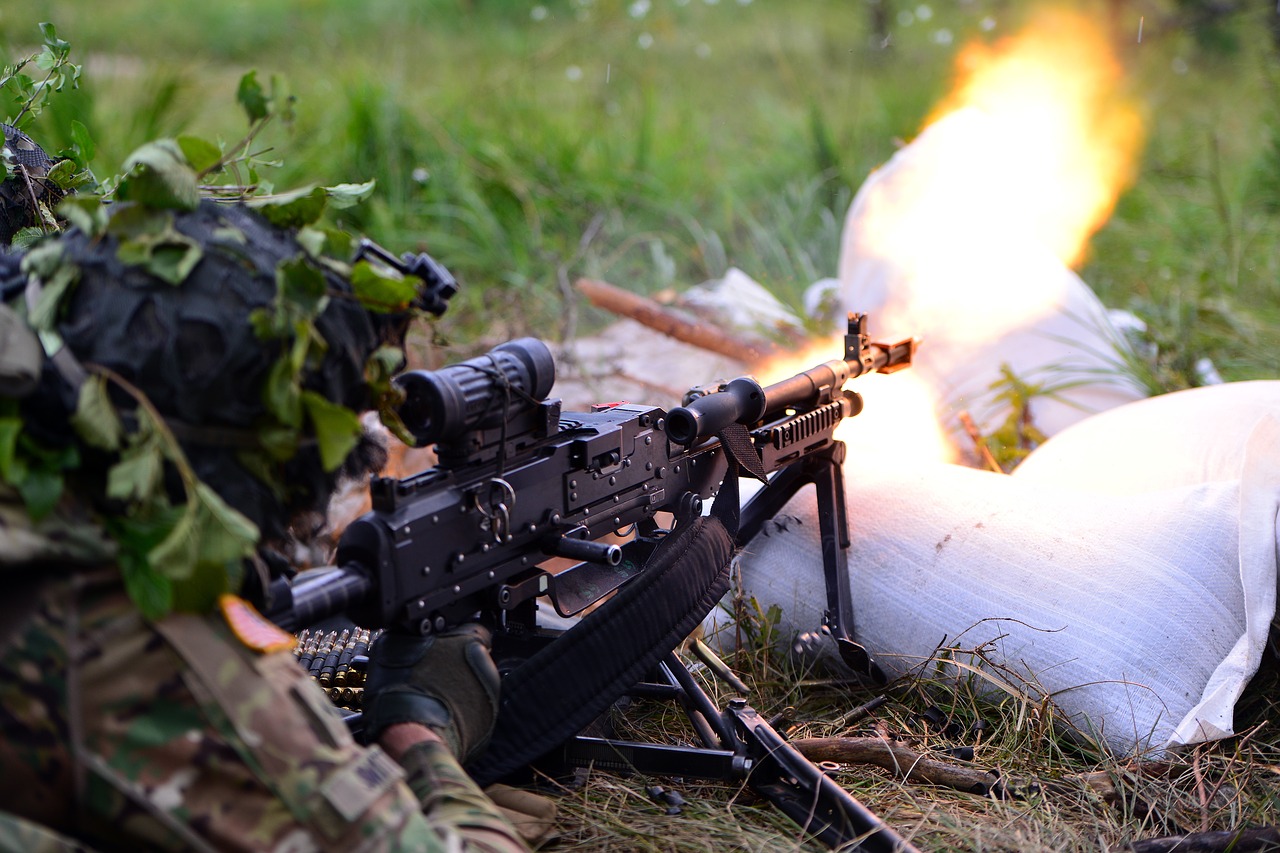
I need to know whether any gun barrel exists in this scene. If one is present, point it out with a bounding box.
[276,566,372,632]
[666,356,853,446]
[758,359,853,418]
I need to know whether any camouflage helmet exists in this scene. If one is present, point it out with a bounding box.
[8,195,439,616]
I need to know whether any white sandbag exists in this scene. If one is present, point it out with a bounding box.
[836,108,1146,439]
[1012,380,1280,492]
[705,414,1280,756]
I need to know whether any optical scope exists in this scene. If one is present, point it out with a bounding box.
[394,338,556,446]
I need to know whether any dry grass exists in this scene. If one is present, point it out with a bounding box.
[525,621,1280,852]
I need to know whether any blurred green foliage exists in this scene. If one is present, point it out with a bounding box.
[2,0,1278,382]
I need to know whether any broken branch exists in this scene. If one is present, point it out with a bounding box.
[575,277,770,362]
[790,736,1007,798]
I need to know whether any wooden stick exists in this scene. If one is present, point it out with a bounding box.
[958,410,1003,473]
[789,736,1007,798]
[575,277,770,363]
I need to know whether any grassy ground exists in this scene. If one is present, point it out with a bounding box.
[6,1,1280,850]
[539,632,1280,851]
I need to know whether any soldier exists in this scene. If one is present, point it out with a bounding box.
[0,195,539,851]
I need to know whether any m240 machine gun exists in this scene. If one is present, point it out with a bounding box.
[267,313,918,851]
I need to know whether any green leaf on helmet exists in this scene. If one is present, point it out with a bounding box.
[263,355,303,430]
[59,195,108,237]
[24,259,78,333]
[0,417,20,484]
[177,135,223,174]
[19,237,64,278]
[72,375,123,451]
[106,202,169,241]
[296,226,355,263]
[290,322,318,372]
[366,345,407,386]
[110,210,204,285]
[250,185,328,229]
[351,260,422,313]
[9,227,46,251]
[211,225,247,247]
[168,557,229,614]
[106,440,164,503]
[116,140,199,211]
[17,465,63,520]
[237,71,268,124]
[248,306,285,342]
[234,448,284,497]
[295,226,326,259]
[194,481,259,563]
[255,421,301,463]
[145,239,203,285]
[302,390,361,472]
[325,180,376,209]
[45,158,83,191]
[276,255,329,318]
[148,505,198,580]
[119,552,172,621]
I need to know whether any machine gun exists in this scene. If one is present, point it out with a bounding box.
[265,313,918,851]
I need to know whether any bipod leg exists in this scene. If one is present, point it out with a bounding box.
[558,653,748,779]
[559,649,917,851]
[725,699,919,852]
[739,442,884,683]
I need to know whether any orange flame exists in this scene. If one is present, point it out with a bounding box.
[924,7,1144,267]
[764,9,1144,465]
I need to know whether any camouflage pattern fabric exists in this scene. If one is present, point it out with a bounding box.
[0,810,99,852]
[0,486,116,568]
[0,567,530,852]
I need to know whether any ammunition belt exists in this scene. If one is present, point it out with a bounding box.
[293,625,380,713]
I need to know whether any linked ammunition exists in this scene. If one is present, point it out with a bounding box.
[335,628,370,686]
[295,631,321,671]
[309,631,337,678]
[294,625,377,712]
[317,629,350,687]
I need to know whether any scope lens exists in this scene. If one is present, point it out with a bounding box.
[394,338,555,445]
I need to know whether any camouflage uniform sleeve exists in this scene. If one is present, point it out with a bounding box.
[398,740,531,853]
[0,575,532,853]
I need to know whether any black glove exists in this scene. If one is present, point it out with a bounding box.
[362,624,501,764]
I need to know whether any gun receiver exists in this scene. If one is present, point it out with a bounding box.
[275,313,913,644]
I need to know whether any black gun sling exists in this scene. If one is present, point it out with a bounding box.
[466,513,734,787]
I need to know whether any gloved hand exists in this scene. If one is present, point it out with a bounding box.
[362,624,501,764]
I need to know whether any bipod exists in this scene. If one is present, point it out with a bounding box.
[556,643,919,852]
